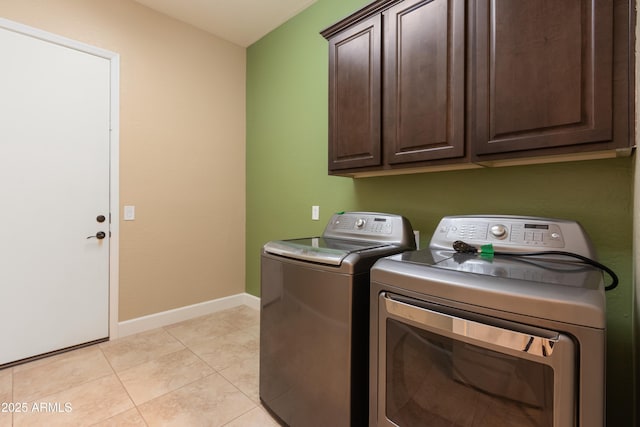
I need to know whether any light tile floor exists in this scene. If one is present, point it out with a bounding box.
[0,305,280,426]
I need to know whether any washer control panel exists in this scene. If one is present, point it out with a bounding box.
[323,212,416,247]
[430,215,596,258]
[328,213,393,235]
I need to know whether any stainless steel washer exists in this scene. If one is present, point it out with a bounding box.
[370,215,606,427]
[260,212,416,426]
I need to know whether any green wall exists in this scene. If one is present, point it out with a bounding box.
[246,0,635,424]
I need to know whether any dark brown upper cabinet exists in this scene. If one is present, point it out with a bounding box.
[322,0,633,177]
[326,15,382,171]
[384,0,465,165]
[471,0,631,162]
[323,0,469,175]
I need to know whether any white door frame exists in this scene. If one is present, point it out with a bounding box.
[0,18,120,340]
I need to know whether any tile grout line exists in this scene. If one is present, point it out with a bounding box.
[102,332,249,425]
[12,347,114,405]
[221,404,262,427]
[163,316,264,414]
[175,342,258,406]
[97,344,147,427]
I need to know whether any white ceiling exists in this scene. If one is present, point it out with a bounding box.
[133,0,318,47]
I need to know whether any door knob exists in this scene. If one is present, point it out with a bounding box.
[87,231,106,240]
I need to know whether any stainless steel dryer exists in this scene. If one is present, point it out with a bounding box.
[260,212,415,427]
[370,215,607,427]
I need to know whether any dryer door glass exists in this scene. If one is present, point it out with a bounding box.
[377,293,576,427]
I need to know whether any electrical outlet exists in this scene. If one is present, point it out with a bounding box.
[312,205,320,220]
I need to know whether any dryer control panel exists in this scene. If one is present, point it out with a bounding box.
[430,215,596,258]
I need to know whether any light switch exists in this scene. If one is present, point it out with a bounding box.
[312,205,320,221]
[124,205,135,221]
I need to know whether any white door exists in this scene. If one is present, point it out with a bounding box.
[0,24,111,365]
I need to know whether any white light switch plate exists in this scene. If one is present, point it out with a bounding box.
[124,205,135,221]
[312,205,320,221]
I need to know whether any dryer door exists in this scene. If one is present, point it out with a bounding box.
[376,292,576,427]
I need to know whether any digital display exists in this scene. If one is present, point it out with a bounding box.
[374,218,387,222]
[525,224,549,229]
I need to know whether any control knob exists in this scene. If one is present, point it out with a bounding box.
[355,218,366,228]
[490,224,508,239]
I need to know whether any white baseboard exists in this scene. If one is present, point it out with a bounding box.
[115,293,260,339]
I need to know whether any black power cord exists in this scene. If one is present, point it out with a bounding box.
[452,240,619,291]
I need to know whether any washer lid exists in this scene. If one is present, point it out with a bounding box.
[264,237,388,266]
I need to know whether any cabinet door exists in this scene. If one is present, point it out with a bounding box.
[328,15,381,171]
[384,0,465,164]
[472,0,613,158]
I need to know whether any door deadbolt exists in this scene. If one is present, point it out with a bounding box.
[87,231,106,240]
[96,215,106,223]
